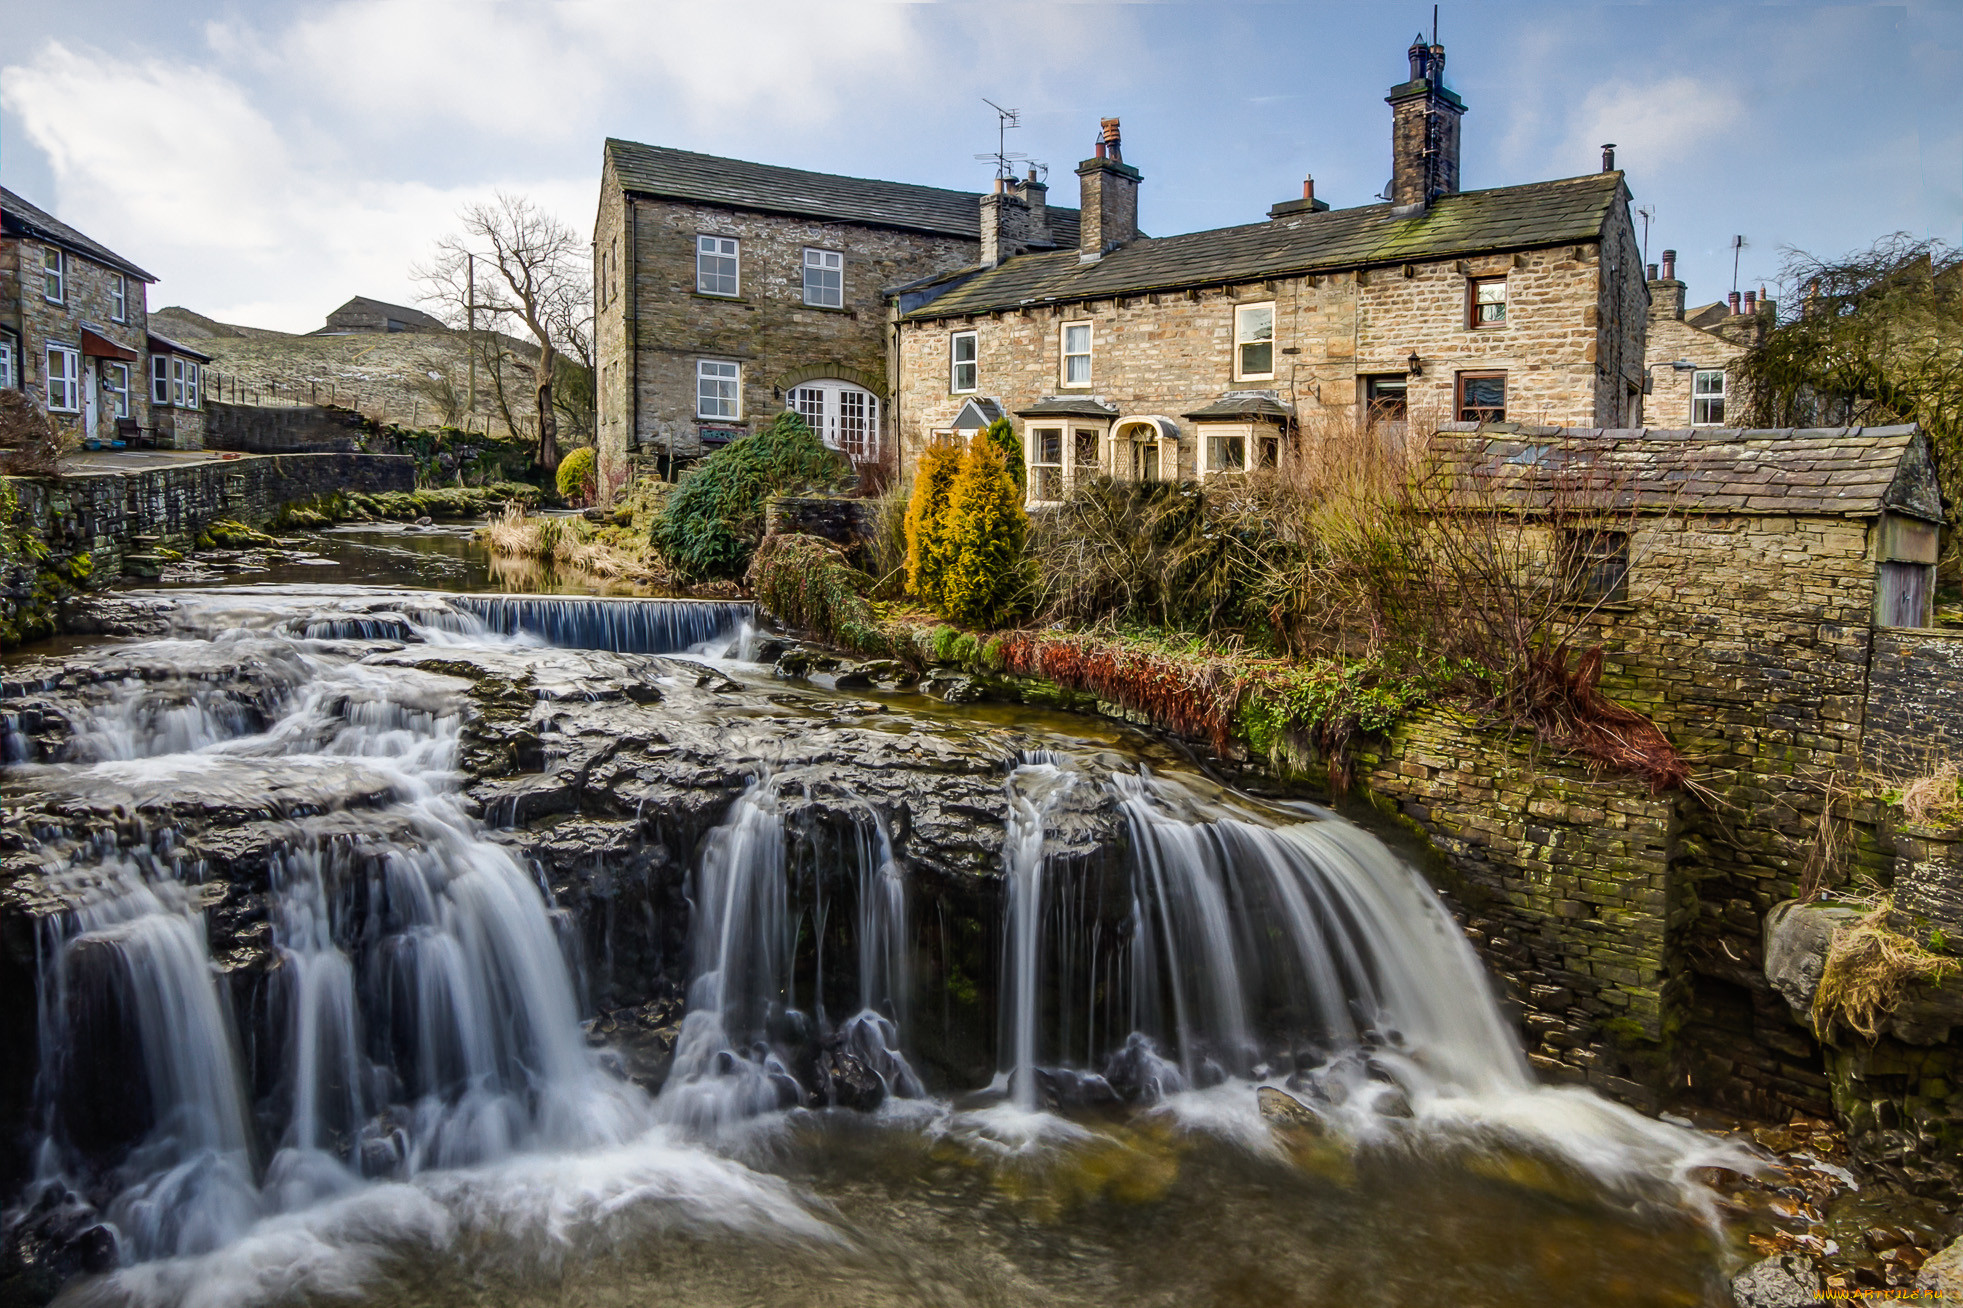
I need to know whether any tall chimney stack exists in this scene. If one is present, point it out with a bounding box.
[1601,143,1616,172]
[1387,34,1467,215]
[1076,116,1141,261]
[1649,248,1685,321]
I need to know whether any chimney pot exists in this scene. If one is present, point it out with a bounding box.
[1095,140,1106,160]
[1601,143,1616,172]
[1408,35,1428,82]
[1303,175,1315,201]
[1661,249,1677,280]
[1026,167,1038,183]
[1728,291,1742,315]
[1647,263,1658,281]
[1743,290,1757,313]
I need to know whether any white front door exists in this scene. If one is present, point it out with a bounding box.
[787,381,881,463]
[83,357,98,441]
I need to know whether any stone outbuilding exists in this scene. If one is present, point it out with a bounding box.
[592,139,1080,483]
[892,37,1650,505]
[0,187,169,447]
[315,296,448,335]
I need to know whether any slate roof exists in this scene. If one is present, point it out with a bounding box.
[147,331,212,363]
[605,139,1081,245]
[1184,394,1293,421]
[1430,424,1942,521]
[0,187,155,282]
[1016,397,1120,419]
[323,296,446,330]
[905,172,1625,320]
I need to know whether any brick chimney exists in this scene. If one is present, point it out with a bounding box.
[1386,35,1466,215]
[1076,117,1141,262]
[1648,247,1685,321]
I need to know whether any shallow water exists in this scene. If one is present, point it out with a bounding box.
[0,542,1758,1308]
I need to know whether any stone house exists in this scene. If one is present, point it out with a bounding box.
[315,296,448,335]
[1642,247,1774,430]
[0,187,173,447]
[592,139,1080,482]
[892,38,1649,504]
[1406,422,1945,1116]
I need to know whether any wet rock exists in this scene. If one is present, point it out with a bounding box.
[1731,1253,1822,1308]
[1764,900,1864,1021]
[817,1048,885,1112]
[1,1185,118,1303]
[919,671,984,704]
[1102,1033,1186,1104]
[1916,1238,1963,1302]
[1257,1085,1324,1134]
[1033,1068,1119,1110]
[1370,1084,1414,1118]
[852,659,916,690]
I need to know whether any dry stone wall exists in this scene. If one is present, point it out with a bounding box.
[1864,629,1963,778]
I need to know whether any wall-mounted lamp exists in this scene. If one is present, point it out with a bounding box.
[1669,359,1695,372]
[1406,351,1422,376]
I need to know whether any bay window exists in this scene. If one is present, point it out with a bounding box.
[1028,426,1065,502]
[152,355,170,405]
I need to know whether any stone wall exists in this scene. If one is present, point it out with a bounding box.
[1643,282,1746,428]
[6,452,414,576]
[895,237,1632,478]
[595,178,975,472]
[764,495,875,550]
[206,400,368,453]
[1864,629,1963,778]
[1355,709,1686,1109]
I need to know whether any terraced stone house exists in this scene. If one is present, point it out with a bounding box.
[892,38,1651,502]
[1642,247,1773,431]
[592,139,1079,482]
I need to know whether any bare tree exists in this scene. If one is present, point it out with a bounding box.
[418,193,591,470]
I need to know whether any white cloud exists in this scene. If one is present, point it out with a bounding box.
[2,38,589,332]
[1556,77,1746,179]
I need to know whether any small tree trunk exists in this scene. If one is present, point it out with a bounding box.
[535,343,559,471]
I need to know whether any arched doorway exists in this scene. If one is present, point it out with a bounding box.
[787,379,881,462]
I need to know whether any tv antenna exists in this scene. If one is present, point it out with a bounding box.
[976,98,1027,181]
[1636,205,1654,266]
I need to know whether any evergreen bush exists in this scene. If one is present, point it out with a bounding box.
[651,412,851,581]
[903,437,963,600]
[940,439,1030,627]
[555,447,597,503]
[982,416,1025,491]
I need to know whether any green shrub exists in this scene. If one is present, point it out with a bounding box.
[904,438,963,601]
[980,635,1007,672]
[951,632,981,666]
[556,447,598,503]
[651,413,851,581]
[941,440,1030,627]
[747,533,888,655]
[930,624,962,662]
[982,416,1025,491]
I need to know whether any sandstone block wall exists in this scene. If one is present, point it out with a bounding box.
[895,239,1627,477]
[3,233,150,442]
[1357,709,1684,1109]
[1864,629,1963,778]
[206,401,367,454]
[596,178,974,473]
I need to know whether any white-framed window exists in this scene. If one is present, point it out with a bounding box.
[171,358,187,407]
[950,330,978,393]
[1234,302,1275,381]
[697,359,740,418]
[802,248,843,308]
[1202,425,1247,477]
[696,235,739,297]
[787,380,881,462]
[1469,276,1507,328]
[45,345,80,412]
[105,361,130,418]
[0,337,14,391]
[1028,425,1065,502]
[43,248,65,303]
[183,360,200,409]
[1061,320,1092,387]
[111,273,128,323]
[151,354,170,405]
[1692,369,1726,425]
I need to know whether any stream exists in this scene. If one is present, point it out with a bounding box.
[0,526,1757,1307]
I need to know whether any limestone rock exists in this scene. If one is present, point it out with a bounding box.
[1731,1253,1821,1308]
[1916,1237,1963,1306]
[1763,900,1863,1021]
[1257,1085,1324,1134]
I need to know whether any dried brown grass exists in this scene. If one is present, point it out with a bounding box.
[481,503,664,582]
[1901,760,1963,825]
[1812,901,1958,1040]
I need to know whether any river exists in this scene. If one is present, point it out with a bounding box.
[0,525,1755,1307]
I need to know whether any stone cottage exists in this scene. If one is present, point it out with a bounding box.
[315,296,448,335]
[1643,247,1774,429]
[0,187,170,448]
[1405,422,1946,1120]
[592,139,1080,482]
[891,37,1650,504]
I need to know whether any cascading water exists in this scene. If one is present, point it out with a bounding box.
[997,760,1077,1111]
[452,595,753,654]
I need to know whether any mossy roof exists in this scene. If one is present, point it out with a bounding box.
[904,172,1625,320]
[605,139,1081,245]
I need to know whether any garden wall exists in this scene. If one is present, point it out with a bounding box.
[1863,628,1963,778]
[205,401,370,454]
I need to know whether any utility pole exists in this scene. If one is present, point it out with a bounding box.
[1731,234,1746,295]
[1636,206,1654,268]
[466,253,477,416]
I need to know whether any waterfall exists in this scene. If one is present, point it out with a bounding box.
[659,779,922,1129]
[997,760,1078,1111]
[452,596,753,654]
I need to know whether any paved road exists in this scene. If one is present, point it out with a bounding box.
[58,450,249,475]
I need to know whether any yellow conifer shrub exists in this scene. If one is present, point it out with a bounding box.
[904,437,963,601]
[941,438,1030,627]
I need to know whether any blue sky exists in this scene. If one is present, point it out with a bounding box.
[2,1,1956,333]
